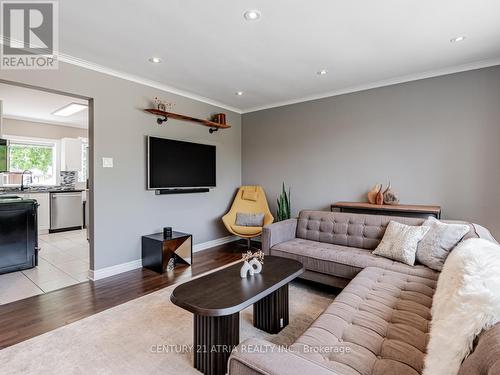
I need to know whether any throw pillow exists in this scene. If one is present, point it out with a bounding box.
[235,212,265,227]
[242,189,258,201]
[372,221,430,266]
[416,217,470,271]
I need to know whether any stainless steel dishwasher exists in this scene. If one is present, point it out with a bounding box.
[50,191,83,232]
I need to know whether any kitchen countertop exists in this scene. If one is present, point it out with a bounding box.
[0,187,85,195]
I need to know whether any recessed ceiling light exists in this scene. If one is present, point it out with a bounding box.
[148,57,162,63]
[317,69,328,76]
[450,36,466,43]
[243,10,261,21]
[235,91,244,96]
[52,103,88,117]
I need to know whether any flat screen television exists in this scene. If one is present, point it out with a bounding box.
[147,136,216,189]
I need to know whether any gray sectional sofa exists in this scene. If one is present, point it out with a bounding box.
[228,210,500,375]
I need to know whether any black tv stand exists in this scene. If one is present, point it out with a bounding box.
[155,188,209,195]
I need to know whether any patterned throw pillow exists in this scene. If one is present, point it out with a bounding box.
[235,212,265,227]
[373,221,430,266]
[416,217,470,271]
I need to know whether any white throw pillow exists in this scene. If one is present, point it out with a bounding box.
[372,221,430,266]
[416,217,470,271]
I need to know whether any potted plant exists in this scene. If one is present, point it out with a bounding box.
[277,182,291,221]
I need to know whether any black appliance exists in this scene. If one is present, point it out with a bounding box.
[147,136,216,190]
[0,196,39,274]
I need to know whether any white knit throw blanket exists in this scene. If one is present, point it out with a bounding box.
[423,238,500,375]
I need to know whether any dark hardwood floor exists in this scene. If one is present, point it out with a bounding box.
[0,241,247,350]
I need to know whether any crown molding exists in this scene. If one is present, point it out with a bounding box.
[3,37,498,116]
[241,57,500,113]
[57,53,243,114]
[2,114,87,129]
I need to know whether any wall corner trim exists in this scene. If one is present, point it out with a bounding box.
[88,235,239,281]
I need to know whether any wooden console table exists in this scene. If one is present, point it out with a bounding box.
[331,201,441,219]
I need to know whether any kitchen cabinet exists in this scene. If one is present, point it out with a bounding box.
[27,193,50,234]
[61,138,82,172]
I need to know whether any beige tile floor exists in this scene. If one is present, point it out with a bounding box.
[0,229,89,305]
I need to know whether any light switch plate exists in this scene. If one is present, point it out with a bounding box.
[102,157,113,168]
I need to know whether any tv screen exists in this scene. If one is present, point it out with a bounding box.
[147,137,216,189]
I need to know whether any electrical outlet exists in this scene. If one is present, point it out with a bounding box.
[102,157,113,168]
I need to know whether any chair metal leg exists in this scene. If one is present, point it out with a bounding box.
[246,238,251,249]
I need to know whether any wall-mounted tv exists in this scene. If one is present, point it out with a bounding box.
[147,136,216,190]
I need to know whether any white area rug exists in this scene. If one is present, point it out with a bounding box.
[0,275,335,375]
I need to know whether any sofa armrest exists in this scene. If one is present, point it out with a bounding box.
[261,218,297,255]
[473,223,498,244]
[228,338,334,375]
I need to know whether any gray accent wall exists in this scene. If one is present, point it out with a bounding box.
[242,66,500,238]
[0,62,241,270]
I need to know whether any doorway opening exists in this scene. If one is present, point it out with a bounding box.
[0,80,94,305]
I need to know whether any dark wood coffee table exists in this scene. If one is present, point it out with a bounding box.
[170,256,304,375]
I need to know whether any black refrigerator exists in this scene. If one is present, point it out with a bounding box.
[0,196,39,274]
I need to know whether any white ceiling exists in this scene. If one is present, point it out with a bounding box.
[0,84,88,128]
[58,0,500,112]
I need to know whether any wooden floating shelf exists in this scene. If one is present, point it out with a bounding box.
[144,109,231,133]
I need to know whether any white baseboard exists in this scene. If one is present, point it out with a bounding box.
[193,235,238,253]
[88,235,239,281]
[88,259,143,281]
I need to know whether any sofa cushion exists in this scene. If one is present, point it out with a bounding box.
[297,211,426,250]
[457,323,500,375]
[271,238,438,280]
[295,211,484,252]
[291,267,437,375]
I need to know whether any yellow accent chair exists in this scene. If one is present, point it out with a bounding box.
[222,186,274,248]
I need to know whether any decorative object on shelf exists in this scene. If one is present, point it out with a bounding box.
[144,108,231,134]
[163,226,172,239]
[367,183,382,204]
[153,97,173,112]
[383,182,400,205]
[376,186,384,205]
[277,182,291,221]
[240,250,265,278]
[211,113,226,125]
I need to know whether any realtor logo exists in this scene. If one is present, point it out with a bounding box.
[1,1,58,69]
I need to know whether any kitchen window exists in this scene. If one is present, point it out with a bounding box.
[79,141,88,183]
[8,140,57,186]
